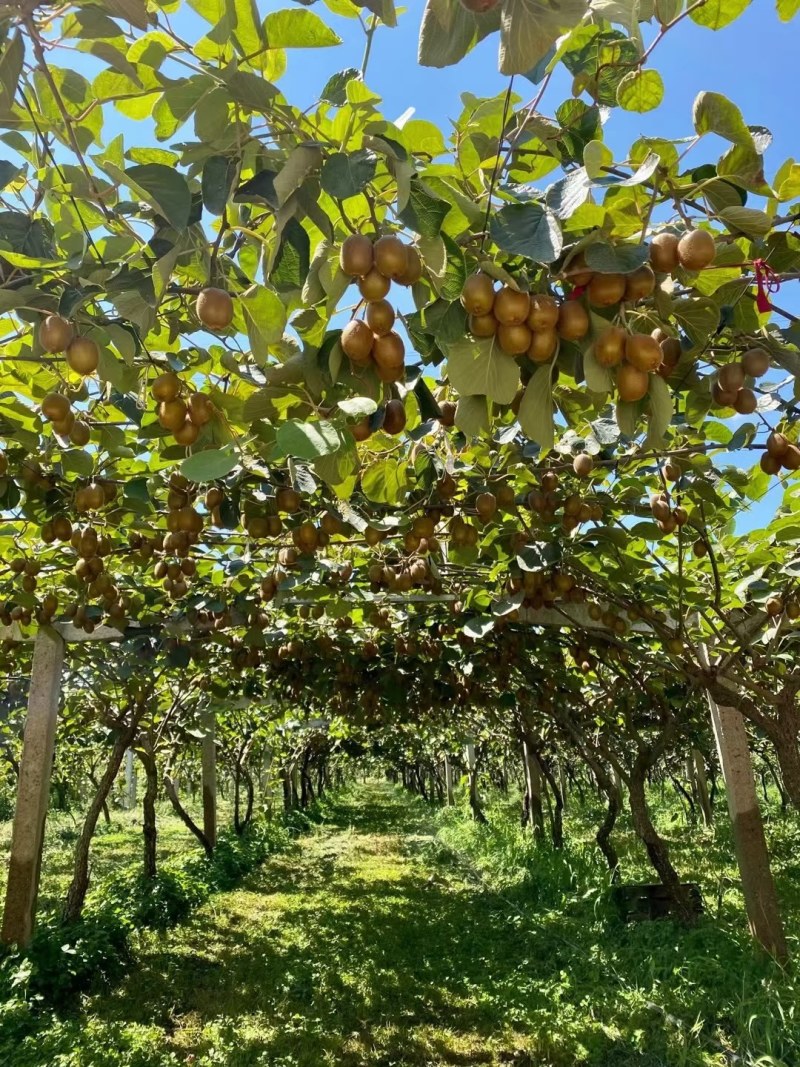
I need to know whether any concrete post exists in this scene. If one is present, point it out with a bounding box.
[201,705,217,849]
[2,628,65,946]
[125,748,137,810]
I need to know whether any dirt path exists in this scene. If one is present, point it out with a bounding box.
[90,783,540,1066]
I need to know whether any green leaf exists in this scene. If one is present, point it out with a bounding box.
[321,68,360,106]
[102,0,151,30]
[276,419,346,460]
[645,374,673,446]
[585,242,649,274]
[673,298,720,348]
[418,0,501,69]
[153,76,214,140]
[320,150,377,200]
[123,164,192,229]
[616,69,664,113]
[240,285,286,362]
[446,337,520,405]
[544,169,593,220]
[271,218,310,293]
[201,155,238,216]
[397,178,450,238]
[692,91,754,147]
[455,395,490,437]
[490,203,562,264]
[517,364,554,450]
[718,206,773,239]
[273,145,323,206]
[584,140,613,181]
[0,33,24,112]
[499,0,589,75]
[690,0,752,29]
[181,446,239,483]
[338,397,377,417]
[222,70,278,113]
[264,8,342,48]
[777,0,800,19]
[361,457,408,504]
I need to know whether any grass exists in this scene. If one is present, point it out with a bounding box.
[1,781,799,1065]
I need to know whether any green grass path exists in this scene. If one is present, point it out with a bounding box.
[92,782,556,1066]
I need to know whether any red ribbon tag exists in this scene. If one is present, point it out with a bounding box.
[753,259,780,313]
[568,285,586,301]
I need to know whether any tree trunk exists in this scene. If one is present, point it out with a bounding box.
[521,739,544,839]
[772,727,800,809]
[596,783,621,875]
[64,722,136,923]
[139,748,159,879]
[465,743,487,824]
[535,751,564,849]
[692,749,713,826]
[444,756,455,805]
[87,770,111,825]
[164,773,213,859]
[628,758,695,924]
[235,766,254,834]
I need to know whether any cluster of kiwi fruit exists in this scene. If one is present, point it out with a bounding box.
[39,392,91,447]
[649,490,689,535]
[506,567,587,614]
[760,431,800,475]
[39,314,100,375]
[711,347,770,414]
[525,469,604,533]
[765,594,800,620]
[349,397,407,443]
[339,233,422,383]
[460,276,589,360]
[367,554,438,593]
[152,371,215,446]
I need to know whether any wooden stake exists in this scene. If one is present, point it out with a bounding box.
[201,705,217,849]
[1,628,64,946]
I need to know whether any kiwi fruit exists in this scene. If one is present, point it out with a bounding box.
[734,388,757,415]
[623,265,655,302]
[564,252,593,286]
[741,347,770,377]
[557,301,589,340]
[594,326,626,368]
[158,399,188,430]
[760,452,781,475]
[52,411,75,437]
[656,332,682,367]
[382,398,406,435]
[340,234,373,277]
[766,432,789,459]
[358,268,391,302]
[70,420,91,446]
[341,320,374,364]
[470,312,498,338]
[528,328,557,363]
[497,322,532,356]
[711,381,738,408]
[373,235,409,279]
[372,331,405,371]
[527,294,559,330]
[41,393,71,423]
[152,372,181,402]
[396,246,422,286]
[677,229,715,271]
[766,596,784,618]
[616,364,649,402]
[587,272,626,308]
[196,287,234,331]
[461,273,496,316]
[365,299,395,336]
[475,492,497,520]
[572,453,593,478]
[625,333,662,372]
[39,314,73,353]
[783,445,800,470]
[350,417,372,442]
[66,337,99,375]
[439,401,456,427]
[649,233,680,273]
[276,487,302,513]
[718,363,745,392]
[187,392,214,426]
[493,286,530,325]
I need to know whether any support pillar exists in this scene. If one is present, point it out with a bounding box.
[125,748,137,810]
[705,692,787,960]
[2,628,65,946]
[201,705,217,849]
[444,755,454,805]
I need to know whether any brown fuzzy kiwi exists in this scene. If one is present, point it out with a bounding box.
[766,432,789,459]
[718,363,745,392]
[372,331,405,371]
[711,381,738,408]
[365,299,395,336]
[39,314,73,353]
[66,337,99,375]
[152,372,181,402]
[339,234,373,277]
[741,347,770,377]
[594,326,626,368]
[439,401,456,427]
[625,333,662,373]
[493,286,531,325]
[461,273,496,316]
[358,268,391,302]
[196,287,234,331]
[760,452,781,475]
[564,253,593,286]
[41,393,71,422]
[528,328,557,363]
[587,273,626,308]
[677,229,715,271]
[373,235,409,280]
[624,265,656,302]
[187,392,214,426]
[572,453,593,478]
[557,301,589,340]
[497,322,532,356]
[173,418,199,447]
[734,388,757,415]
[616,364,649,402]
[341,320,374,364]
[396,245,422,286]
[469,312,498,338]
[158,399,188,431]
[526,293,559,330]
[649,233,680,272]
[382,398,406,435]
[350,417,371,442]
